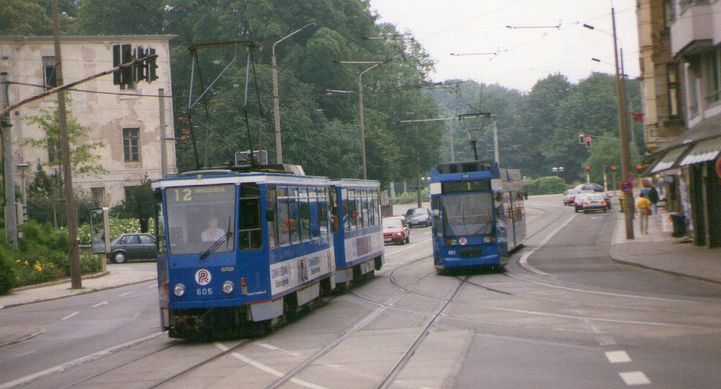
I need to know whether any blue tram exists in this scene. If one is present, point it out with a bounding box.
[430,161,526,271]
[330,179,384,286]
[151,167,336,337]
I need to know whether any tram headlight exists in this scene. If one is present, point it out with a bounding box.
[222,281,234,294]
[173,283,185,297]
[483,236,496,243]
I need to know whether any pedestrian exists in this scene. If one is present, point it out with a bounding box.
[648,186,659,214]
[636,192,652,234]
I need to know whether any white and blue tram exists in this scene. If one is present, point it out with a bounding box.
[330,179,384,286]
[152,167,337,337]
[430,161,526,271]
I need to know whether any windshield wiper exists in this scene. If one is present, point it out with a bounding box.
[199,231,233,260]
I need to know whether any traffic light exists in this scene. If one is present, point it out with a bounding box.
[146,47,158,82]
[585,165,592,172]
[134,46,146,82]
[610,165,617,172]
[584,136,592,148]
[578,133,585,144]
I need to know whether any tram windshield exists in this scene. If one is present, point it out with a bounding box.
[165,184,236,255]
[441,192,494,237]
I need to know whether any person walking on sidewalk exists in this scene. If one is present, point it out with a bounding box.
[648,186,659,214]
[636,192,652,234]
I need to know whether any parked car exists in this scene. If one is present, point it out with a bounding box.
[579,194,609,213]
[404,207,432,227]
[563,189,581,206]
[106,233,157,263]
[383,217,410,245]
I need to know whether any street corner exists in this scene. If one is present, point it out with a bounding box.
[0,326,43,348]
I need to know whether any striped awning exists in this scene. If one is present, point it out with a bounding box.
[679,137,721,166]
[649,145,690,174]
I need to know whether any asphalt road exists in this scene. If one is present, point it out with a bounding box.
[2,195,721,388]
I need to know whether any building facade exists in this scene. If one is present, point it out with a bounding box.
[640,0,721,248]
[0,35,177,208]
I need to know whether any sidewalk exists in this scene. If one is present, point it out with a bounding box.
[0,263,157,347]
[610,208,721,284]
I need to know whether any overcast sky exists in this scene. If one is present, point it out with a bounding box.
[369,0,640,92]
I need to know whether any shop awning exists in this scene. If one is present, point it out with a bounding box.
[679,136,721,166]
[649,145,690,174]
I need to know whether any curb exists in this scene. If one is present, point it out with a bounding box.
[0,327,43,349]
[608,251,721,286]
[10,270,111,292]
[0,276,157,310]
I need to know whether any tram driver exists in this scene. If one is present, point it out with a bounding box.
[201,216,226,242]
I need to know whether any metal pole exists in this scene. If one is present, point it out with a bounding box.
[448,125,455,162]
[358,63,380,179]
[492,120,500,165]
[271,52,283,164]
[52,0,82,288]
[612,7,634,240]
[159,88,167,178]
[1,72,17,247]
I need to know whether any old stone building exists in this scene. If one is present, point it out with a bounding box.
[0,35,177,207]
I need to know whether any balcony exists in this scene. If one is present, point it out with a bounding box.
[670,2,714,57]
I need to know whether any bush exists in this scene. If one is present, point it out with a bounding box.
[394,188,430,205]
[77,217,145,244]
[524,176,567,195]
[0,247,17,294]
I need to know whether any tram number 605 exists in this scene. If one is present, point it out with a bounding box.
[197,288,213,296]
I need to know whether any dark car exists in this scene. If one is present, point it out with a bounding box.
[404,207,432,227]
[383,217,410,244]
[106,233,157,263]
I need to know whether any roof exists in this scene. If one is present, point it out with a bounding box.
[0,35,176,43]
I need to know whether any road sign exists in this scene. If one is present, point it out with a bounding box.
[620,178,633,194]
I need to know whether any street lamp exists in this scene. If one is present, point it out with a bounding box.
[272,22,315,164]
[584,9,634,240]
[336,60,386,179]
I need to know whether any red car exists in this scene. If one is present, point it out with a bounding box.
[383,217,410,245]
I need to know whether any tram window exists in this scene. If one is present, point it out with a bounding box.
[277,187,290,246]
[349,193,359,231]
[432,196,442,237]
[154,190,166,254]
[442,193,493,237]
[266,187,278,247]
[343,189,352,232]
[299,188,311,241]
[239,184,261,250]
[361,190,369,229]
[319,188,329,237]
[330,187,339,233]
[309,188,319,239]
[288,187,299,244]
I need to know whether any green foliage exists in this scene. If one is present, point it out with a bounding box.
[394,188,430,205]
[0,247,17,294]
[524,176,566,195]
[0,0,51,35]
[77,217,144,245]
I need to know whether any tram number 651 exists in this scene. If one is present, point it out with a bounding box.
[197,288,213,296]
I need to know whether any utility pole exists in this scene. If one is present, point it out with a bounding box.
[612,7,635,240]
[51,0,82,288]
[159,88,167,178]
[1,72,18,247]
[492,120,500,165]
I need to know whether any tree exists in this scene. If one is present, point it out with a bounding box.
[23,107,106,226]
[0,0,51,35]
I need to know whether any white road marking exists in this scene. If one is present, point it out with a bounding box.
[147,284,157,289]
[92,301,108,308]
[258,343,279,350]
[15,350,36,357]
[597,337,617,346]
[62,312,79,321]
[0,332,165,389]
[119,291,134,297]
[519,212,578,275]
[606,350,632,363]
[257,342,301,356]
[619,371,651,386]
[214,343,326,389]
